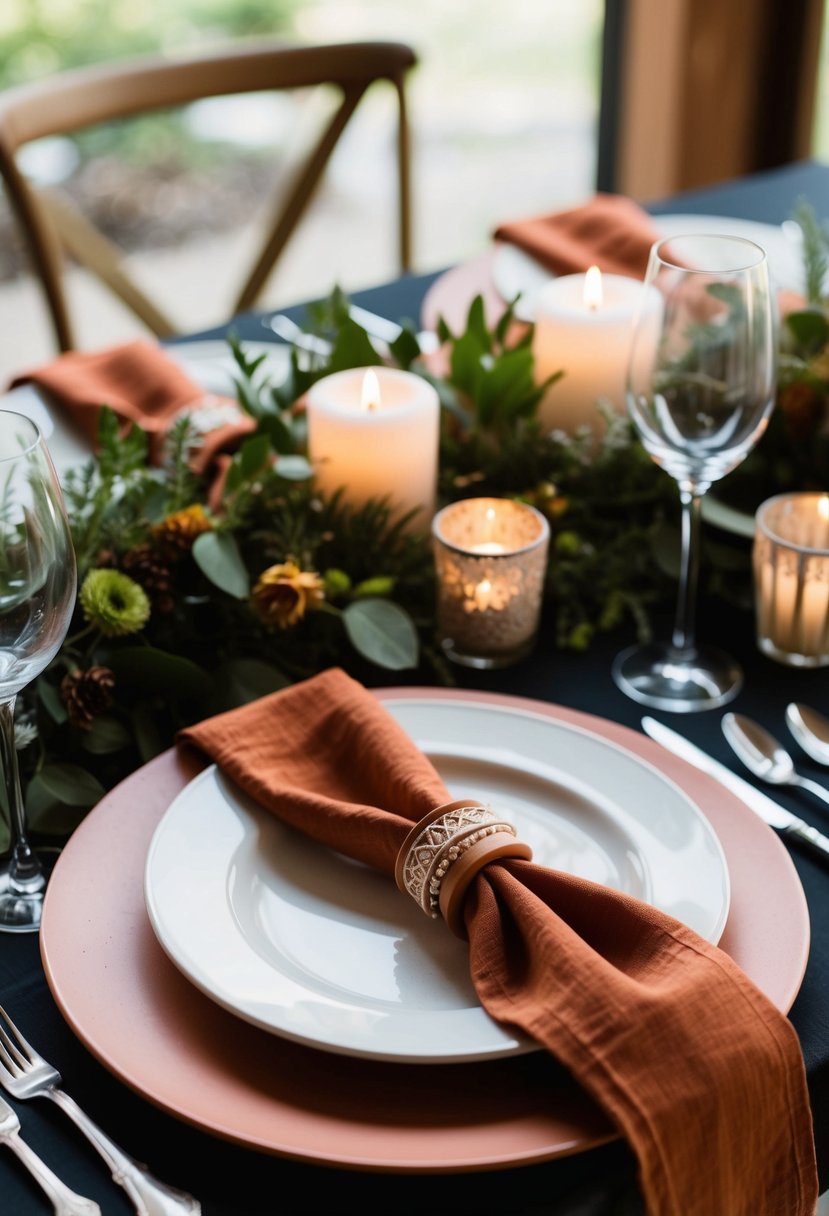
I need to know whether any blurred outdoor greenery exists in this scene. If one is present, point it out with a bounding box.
[0,0,298,89]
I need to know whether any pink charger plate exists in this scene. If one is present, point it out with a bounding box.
[421,248,509,337]
[39,689,810,1173]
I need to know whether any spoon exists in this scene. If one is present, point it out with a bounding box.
[721,712,829,810]
[786,703,829,766]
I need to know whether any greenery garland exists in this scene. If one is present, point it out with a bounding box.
[7,206,829,845]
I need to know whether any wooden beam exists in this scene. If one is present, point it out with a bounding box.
[611,0,825,201]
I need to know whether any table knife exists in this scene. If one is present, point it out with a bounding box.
[641,716,829,862]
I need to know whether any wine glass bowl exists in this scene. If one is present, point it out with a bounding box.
[613,234,776,712]
[0,411,76,931]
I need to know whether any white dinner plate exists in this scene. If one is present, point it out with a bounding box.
[143,696,730,1065]
[494,213,806,321]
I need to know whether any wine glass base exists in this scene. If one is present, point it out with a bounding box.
[612,642,743,713]
[0,848,60,934]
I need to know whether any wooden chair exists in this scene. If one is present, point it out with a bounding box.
[0,40,417,351]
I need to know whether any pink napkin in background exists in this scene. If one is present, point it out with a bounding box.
[9,338,255,476]
[493,192,665,279]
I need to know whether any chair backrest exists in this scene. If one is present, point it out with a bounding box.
[0,39,417,352]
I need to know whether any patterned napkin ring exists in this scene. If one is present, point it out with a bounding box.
[394,799,532,939]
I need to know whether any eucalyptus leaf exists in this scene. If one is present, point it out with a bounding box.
[342,599,419,670]
[131,703,165,763]
[37,678,67,725]
[26,776,90,834]
[192,531,250,600]
[81,714,133,755]
[36,762,106,807]
[213,658,290,709]
[109,647,214,700]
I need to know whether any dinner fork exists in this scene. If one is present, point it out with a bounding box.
[0,1088,102,1215]
[0,1004,201,1216]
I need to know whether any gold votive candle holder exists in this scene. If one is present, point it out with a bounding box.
[753,492,829,667]
[432,497,550,669]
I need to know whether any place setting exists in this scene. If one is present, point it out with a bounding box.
[2,180,829,1216]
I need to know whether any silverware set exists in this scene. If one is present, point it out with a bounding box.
[643,701,829,866]
[0,1004,200,1215]
[721,703,829,806]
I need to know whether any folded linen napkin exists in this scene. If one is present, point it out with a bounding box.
[178,667,818,1216]
[493,192,665,279]
[9,338,255,476]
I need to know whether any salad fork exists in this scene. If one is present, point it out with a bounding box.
[0,1004,201,1216]
[0,1088,102,1215]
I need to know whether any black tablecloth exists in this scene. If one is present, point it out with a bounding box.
[4,158,829,1215]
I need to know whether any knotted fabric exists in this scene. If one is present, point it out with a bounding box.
[178,667,818,1216]
[9,338,254,476]
[494,192,665,279]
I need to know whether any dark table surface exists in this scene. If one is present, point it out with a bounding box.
[4,157,829,1216]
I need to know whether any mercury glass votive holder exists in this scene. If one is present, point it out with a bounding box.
[753,492,829,667]
[432,497,550,669]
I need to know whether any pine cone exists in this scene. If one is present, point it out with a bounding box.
[60,666,116,731]
[122,542,175,614]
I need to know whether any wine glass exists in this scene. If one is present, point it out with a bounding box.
[0,411,76,931]
[612,234,776,712]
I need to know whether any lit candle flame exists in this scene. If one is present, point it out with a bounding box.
[584,265,603,311]
[820,496,829,522]
[474,578,493,611]
[484,505,496,542]
[361,369,381,412]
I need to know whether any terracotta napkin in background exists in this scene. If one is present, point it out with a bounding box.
[179,667,818,1216]
[9,338,255,477]
[494,192,665,279]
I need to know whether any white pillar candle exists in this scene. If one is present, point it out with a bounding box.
[754,492,829,667]
[305,366,440,531]
[531,267,663,435]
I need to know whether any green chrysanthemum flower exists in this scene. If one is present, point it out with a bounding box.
[80,569,151,638]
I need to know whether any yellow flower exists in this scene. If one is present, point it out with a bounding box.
[252,560,325,630]
[151,504,213,556]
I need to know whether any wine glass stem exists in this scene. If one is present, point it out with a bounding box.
[0,697,43,892]
[671,484,705,655]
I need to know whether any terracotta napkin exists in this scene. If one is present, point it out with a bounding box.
[9,338,255,476]
[494,192,665,279]
[178,667,818,1216]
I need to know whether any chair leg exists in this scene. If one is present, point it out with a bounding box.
[395,74,412,273]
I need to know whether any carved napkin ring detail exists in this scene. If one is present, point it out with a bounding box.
[395,798,532,938]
